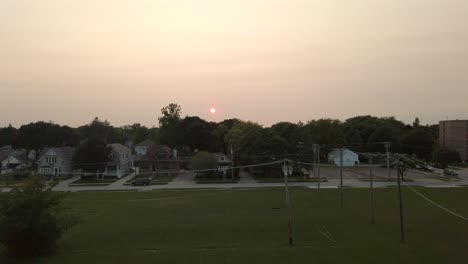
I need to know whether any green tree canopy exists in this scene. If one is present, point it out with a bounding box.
[401,128,435,160]
[158,103,182,147]
[73,138,112,173]
[189,151,217,171]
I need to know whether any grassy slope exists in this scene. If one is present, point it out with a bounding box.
[4,188,468,264]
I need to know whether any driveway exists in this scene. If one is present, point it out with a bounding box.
[170,173,196,185]
[239,170,256,184]
[52,176,80,192]
[107,173,135,189]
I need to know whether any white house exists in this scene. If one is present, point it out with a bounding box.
[103,143,133,178]
[213,153,232,174]
[0,149,31,174]
[37,147,75,176]
[328,148,360,166]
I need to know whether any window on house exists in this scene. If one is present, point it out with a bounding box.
[46,157,57,164]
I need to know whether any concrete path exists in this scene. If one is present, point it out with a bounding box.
[52,176,80,191]
[239,170,256,184]
[107,173,135,189]
[170,173,196,185]
[1,168,462,193]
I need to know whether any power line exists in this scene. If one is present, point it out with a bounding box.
[402,182,468,222]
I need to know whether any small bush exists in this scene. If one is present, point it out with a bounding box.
[0,176,79,258]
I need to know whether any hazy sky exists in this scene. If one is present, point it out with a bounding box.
[1,0,468,127]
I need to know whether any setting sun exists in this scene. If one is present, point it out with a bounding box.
[210,108,216,114]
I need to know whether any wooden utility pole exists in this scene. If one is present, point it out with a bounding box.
[317,145,321,189]
[369,155,375,224]
[385,142,391,180]
[396,160,405,242]
[340,148,344,209]
[231,145,234,180]
[283,160,293,246]
[312,145,317,180]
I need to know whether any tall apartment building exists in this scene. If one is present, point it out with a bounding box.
[439,120,468,161]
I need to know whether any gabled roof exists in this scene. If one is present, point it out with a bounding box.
[136,139,156,148]
[136,145,175,161]
[328,148,358,158]
[106,143,131,165]
[108,143,131,154]
[0,145,12,153]
[0,148,29,164]
[38,147,75,162]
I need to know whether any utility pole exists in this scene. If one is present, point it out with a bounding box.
[396,159,405,242]
[369,155,375,224]
[231,145,234,180]
[282,160,293,245]
[385,142,391,180]
[340,147,344,209]
[317,145,321,189]
[312,144,317,181]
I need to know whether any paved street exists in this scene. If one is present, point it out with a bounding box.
[2,168,467,193]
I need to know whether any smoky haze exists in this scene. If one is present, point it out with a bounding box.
[1,0,468,127]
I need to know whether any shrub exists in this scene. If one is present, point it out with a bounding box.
[0,177,78,258]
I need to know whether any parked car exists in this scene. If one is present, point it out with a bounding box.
[443,169,459,177]
[419,164,435,172]
[131,177,151,186]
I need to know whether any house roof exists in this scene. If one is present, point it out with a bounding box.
[38,147,75,162]
[0,145,12,153]
[136,139,156,148]
[136,144,175,161]
[328,148,358,158]
[0,148,29,163]
[106,143,131,165]
[108,143,131,154]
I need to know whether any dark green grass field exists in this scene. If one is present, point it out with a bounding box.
[3,187,468,263]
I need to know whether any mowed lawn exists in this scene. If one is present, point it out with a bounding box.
[4,187,468,264]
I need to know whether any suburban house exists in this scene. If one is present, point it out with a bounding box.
[0,147,33,174]
[134,144,179,174]
[103,143,133,178]
[37,147,75,177]
[213,153,232,173]
[135,139,156,156]
[328,148,360,166]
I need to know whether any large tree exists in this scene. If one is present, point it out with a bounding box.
[158,103,182,147]
[304,119,347,147]
[0,124,18,147]
[72,138,112,173]
[15,122,80,150]
[401,128,435,160]
[177,116,216,152]
[78,118,115,143]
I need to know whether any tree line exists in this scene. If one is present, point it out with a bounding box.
[0,104,460,163]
